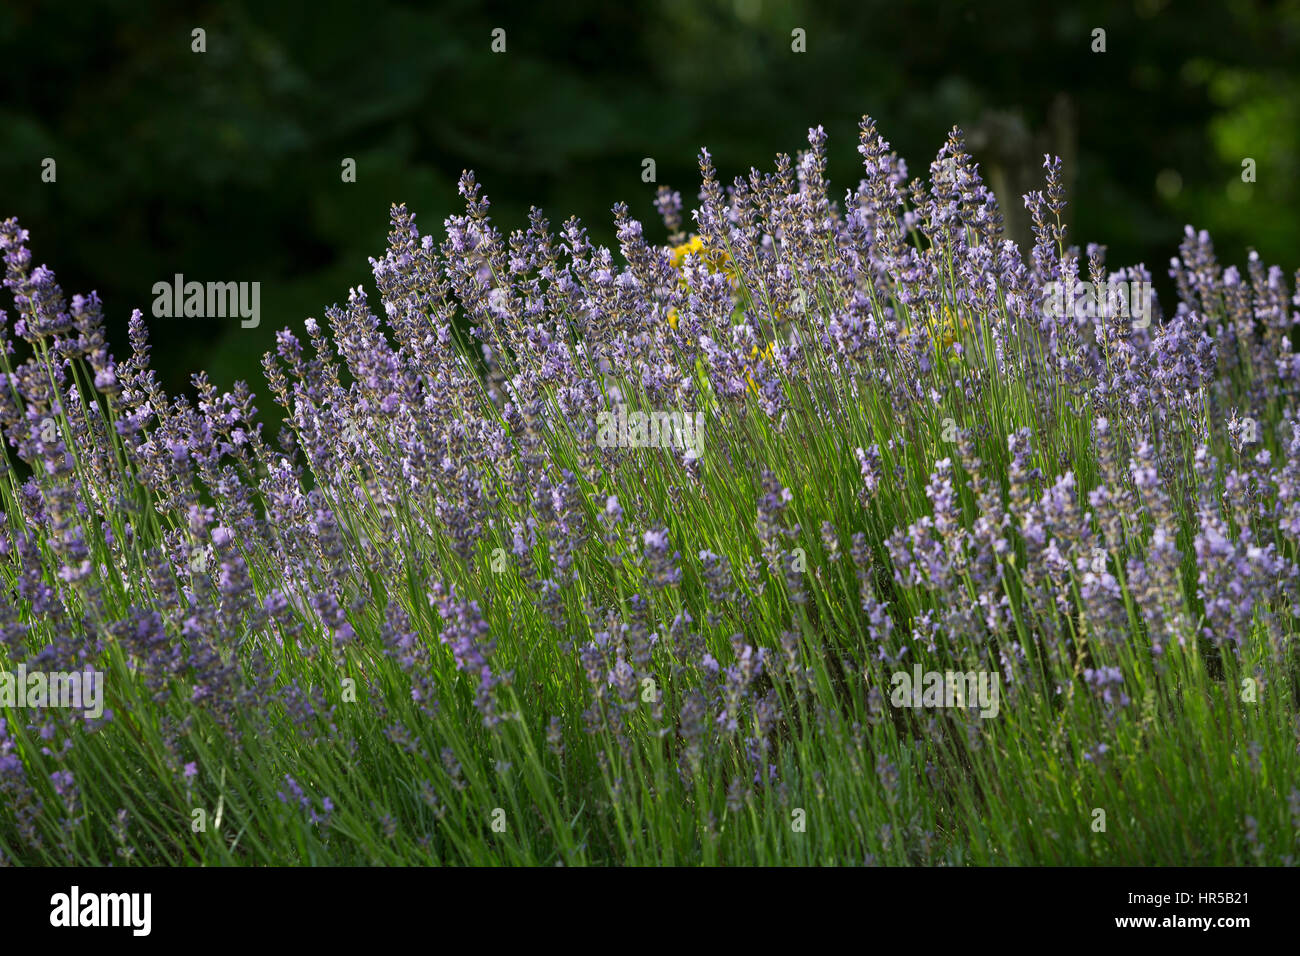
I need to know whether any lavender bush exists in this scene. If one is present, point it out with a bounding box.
[1,117,1297,865]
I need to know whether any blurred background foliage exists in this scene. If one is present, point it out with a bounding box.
[1,0,1298,424]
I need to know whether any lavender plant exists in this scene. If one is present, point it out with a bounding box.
[1,117,1297,865]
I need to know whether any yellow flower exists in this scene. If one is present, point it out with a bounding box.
[666,235,737,331]
[667,234,736,286]
[929,303,970,351]
[745,340,777,394]
[669,235,708,270]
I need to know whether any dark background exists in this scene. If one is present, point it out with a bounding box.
[2,0,1297,426]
